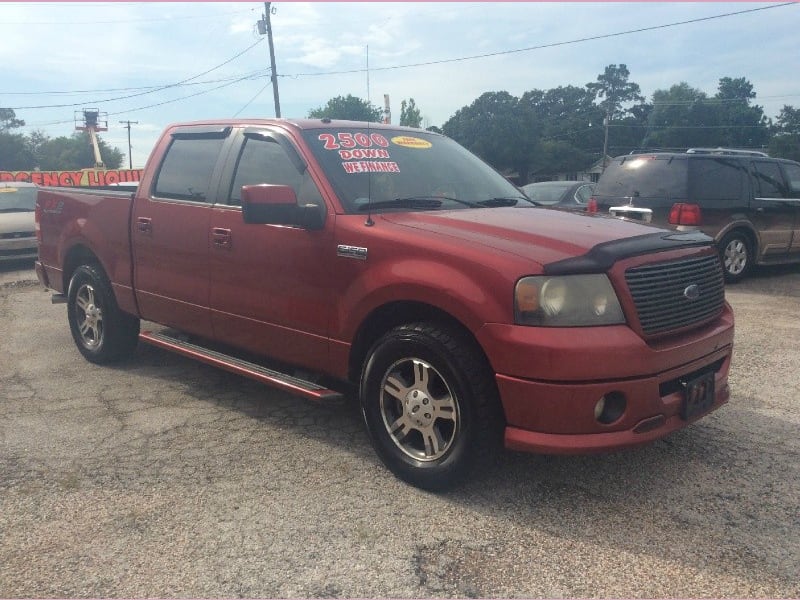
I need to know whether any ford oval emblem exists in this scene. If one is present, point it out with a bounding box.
[684,284,700,301]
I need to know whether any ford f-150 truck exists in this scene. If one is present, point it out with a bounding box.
[36,119,735,490]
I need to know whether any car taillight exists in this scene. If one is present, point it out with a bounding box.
[587,196,598,213]
[669,203,702,226]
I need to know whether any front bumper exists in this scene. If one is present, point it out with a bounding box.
[477,306,734,454]
[499,345,731,454]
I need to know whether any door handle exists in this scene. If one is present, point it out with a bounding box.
[137,217,152,234]
[212,227,232,249]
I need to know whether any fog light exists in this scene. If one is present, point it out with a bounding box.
[594,392,626,424]
[594,397,606,420]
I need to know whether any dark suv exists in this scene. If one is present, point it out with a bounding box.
[591,148,800,282]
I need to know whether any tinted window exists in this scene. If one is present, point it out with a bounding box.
[228,137,322,205]
[780,162,800,195]
[154,137,225,202]
[593,156,688,200]
[688,158,748,201]
[753,161,787,198]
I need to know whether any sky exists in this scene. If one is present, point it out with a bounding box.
[2,1,799,168]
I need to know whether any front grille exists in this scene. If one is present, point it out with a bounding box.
[625,254,725,336]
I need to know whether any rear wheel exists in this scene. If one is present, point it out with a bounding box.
[719,230,752,283]
[67,264,140,364]
[360,322,502,491]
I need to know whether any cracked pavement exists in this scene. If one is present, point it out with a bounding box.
[1,261,799,598]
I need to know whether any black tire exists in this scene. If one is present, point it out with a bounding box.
[67,264,140,364]
[360,322,502,491]
[719,230,752,283]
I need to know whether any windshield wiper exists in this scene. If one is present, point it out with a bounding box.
[357,197,443,211]
[0,208,34,213]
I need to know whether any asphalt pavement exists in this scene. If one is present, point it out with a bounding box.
[1,259,798,597]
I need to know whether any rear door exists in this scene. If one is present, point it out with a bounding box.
[750,160,794,258]
[779,161,800,254]
[132,126,233,337]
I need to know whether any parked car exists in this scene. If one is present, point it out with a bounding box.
[591,148,800,282]
[0,181,37,262]
[522,180,594,209]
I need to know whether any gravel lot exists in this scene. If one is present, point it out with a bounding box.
[1,260,798,598]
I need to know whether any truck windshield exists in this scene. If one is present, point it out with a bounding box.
[300,127,531,213]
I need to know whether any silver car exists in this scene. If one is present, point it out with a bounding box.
[0,181,38,262]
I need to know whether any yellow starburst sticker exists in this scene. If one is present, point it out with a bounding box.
[390,136,432,149]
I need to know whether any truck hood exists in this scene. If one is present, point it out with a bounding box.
[380,207,682,268]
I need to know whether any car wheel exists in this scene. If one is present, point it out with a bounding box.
[360,322,502,491]
[67,264,140,364]
[719,231,752,283]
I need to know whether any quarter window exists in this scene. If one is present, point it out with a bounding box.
[689,158,747,202]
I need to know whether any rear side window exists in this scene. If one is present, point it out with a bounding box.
[752,161,787,198]
[688,158,748,202]
[782,162,800,195]
[594,156,688,200]
[154,137,226,202]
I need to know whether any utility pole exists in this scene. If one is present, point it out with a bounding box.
[119,120,138,169]
[602,108,610,172]
[260,2,281,118]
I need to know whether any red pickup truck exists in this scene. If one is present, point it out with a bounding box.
[35,119,734,490]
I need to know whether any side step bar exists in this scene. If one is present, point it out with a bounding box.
[139,330,344,402]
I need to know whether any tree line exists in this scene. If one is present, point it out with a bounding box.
[0,109,124,171]
[3,64,799,180]
[307,65,800,184]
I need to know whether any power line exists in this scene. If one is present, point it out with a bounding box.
[27,74,258,127]
[6,39,266,110]
[278,3,797,78]
[1,71,268,96]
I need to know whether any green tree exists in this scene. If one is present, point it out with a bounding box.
[0,132,34,170]
[35,132,123,170]
[307,95,382,122]
[522,85,606,170]
[0,108,25,131]
[643,82,711,149]
[399,98,422,128]
[587,64,644,120]
[713,77,769,148]
[644,78,770,150]
[587,64,645,166]
[442,91,540,184]
[769,105,800,161]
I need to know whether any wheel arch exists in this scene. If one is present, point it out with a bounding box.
[715,222,758,260]
[348,301,495,391]
[62,243,105,292]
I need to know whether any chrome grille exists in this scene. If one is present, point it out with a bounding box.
[625,254,725,336]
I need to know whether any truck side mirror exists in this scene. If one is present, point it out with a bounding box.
[241,184,325,230]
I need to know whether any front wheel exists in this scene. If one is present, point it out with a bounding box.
[360,322,502,491]
[67,264,140,364]
[719,231,752,283]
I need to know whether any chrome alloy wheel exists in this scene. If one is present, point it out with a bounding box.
[379,358,459,461]
[724,238,748,275]
[74,283,104,349]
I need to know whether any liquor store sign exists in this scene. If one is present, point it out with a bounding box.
[0,169,144,186]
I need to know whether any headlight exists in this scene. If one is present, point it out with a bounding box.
[514,274,625,326]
